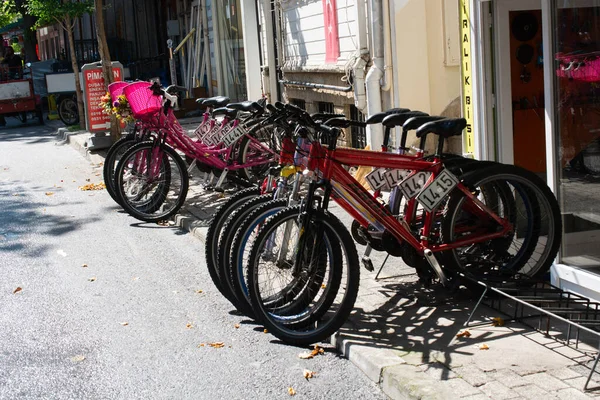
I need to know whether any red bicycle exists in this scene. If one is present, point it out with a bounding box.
[245,107,561,345]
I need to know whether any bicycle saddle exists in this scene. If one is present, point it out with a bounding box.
[365,108,411,125]
[227,101,262,113]
[202,96,230,108]
[416,118,467,138]
[195,97,207,104]
[382,111,429,128]
[213,107,239,119]
[402,116,446,132]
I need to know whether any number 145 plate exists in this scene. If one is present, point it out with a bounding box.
[416,170,459,212]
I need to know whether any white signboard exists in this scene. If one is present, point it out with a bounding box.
[0,81,31,100]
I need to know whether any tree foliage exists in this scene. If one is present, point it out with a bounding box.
[0,1,20,29]
[27,0,94,31]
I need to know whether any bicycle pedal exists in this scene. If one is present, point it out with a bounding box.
[213,186,225,193]
[203,185,215,191]
[361,257,374,272]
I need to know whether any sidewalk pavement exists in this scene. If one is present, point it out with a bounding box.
[55,122,600,400]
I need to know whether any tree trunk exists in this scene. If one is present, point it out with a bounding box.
[14,0,39,62]
[94,0,119,143]
[66,16,86,128]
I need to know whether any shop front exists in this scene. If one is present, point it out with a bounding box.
[465,0,600,300]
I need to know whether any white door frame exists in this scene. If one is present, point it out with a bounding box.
[494,0,542,166]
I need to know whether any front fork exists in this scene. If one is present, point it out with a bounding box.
[290,180,331,276]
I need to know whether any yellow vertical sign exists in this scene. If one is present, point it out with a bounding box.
[460,0,474,155]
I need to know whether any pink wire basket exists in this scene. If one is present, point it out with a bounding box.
[108,81,129,100]
[123,81,163,120]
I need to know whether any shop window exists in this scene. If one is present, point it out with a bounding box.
[290,98,306,110]
[318,101,334,114]
[350,105,366,149]
[553,2,600,268]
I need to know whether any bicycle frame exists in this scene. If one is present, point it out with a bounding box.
[306,144,513,255]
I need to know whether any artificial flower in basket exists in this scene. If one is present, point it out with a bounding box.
[99,92,135,123]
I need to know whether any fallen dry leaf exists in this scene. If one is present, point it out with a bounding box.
[313,344,325,355]
[208,342,225,348]
[480,344,490,350]
[79,183,106,191]
[13,287,22,294]
[82,264,88,268]
[491,317,505,327]
[303,369,316,380]
[288,387,296,396]
[186,323,193,329]
[132,277,139,281]
[86,178,90,182]
[456,330,471,338]
[298,352,314,360]
[88,277,96,282]
[321,284,327,289]
[70,355,85,363]
[95,173,100,176]
[45,192,54,196]
[197,343,205,348]
[12,193,20,197]
[234,324,240,329]
[196,290,203,294]
[263,329,268,334]
[120,322,129,326]
[157,220,169,226]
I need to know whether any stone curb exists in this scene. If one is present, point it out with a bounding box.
[53,128,105,166]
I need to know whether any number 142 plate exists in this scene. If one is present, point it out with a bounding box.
[416,170,459,212]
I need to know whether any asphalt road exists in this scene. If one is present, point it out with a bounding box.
[0,121,385,400]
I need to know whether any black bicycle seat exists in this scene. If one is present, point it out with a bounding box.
[213,107,239,119]
[382,111,429,128]
[195,97,207,104]
[202,96,230,108]
[402,116,446,132]
[416,118,467,138]
[365,108,411,125]
[227,101,262,113]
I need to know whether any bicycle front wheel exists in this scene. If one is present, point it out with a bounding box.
[247,206,360,346]
[115,141,189,222]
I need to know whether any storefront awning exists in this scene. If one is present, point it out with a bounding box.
[0,19,23,35]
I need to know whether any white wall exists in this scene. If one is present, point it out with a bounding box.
[281,0,357,68]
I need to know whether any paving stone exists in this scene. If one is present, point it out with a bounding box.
[453,366,490,387]
[570,364,594,377]
[420,362,459,380]
[563,376,600,391]
[522,372,570,391]
[460,395,497,400]
[479,381,520,399]
[438,377,483,398]
[548,367,586,381]
[513,384,557,400]
[487,368,530,388]
[555,388,594,400]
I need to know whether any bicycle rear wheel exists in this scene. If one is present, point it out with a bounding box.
[115,141,189,222]
[236,122,286,183]
[441,164,561,284]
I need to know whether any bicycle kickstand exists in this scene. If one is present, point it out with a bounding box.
[213,169,229,193]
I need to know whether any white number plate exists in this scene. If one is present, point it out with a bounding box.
[384,169,411,187]
[221,125,247,147]
[416,170,459,212]
[366,168,388,191]
[398,171,432,199]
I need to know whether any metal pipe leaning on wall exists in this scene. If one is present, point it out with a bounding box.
[279,80,353,92]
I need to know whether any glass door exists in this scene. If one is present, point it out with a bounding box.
[215,0,247,101]
[553,0,600,269]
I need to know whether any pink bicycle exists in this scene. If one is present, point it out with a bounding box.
[113,82,284,222]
